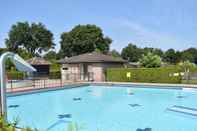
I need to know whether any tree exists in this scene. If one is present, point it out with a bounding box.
[121,43,142,62]
[59,24,112,57]
[139,52,162,68]
[5,22,54,55]
[181,48,197,64]
[0,48,7,55]
[163,49,181,64]
[110,49,121,58]
[44,50,57,61]
[143,47,164,57]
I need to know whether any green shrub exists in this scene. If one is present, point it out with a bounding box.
[49,71,61,79]
[106,67,182,83]
[0,116,37,131]
[7,71,25,80]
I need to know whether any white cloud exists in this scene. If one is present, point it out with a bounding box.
[112,18,189,51]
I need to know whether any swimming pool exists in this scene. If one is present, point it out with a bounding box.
[7,85,197,131]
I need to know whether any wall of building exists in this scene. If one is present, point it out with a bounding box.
[61,62,124,82]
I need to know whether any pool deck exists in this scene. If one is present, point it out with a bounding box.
[86,81,197,88]
[7,81,197,96]
[7,83,89,96]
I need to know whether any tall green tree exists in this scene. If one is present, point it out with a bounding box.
[59,24,112,57]
[181,48,197,64]
[110,49,121,58]
[143,47,164,57]
[163,49,181,64]
[44,50,57,61]
[121,43,142,62]
[0,48,7,55]
[139,52,162,68]
[5,22,54,55]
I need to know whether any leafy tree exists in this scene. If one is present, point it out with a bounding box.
[121,43,142,62]
[5,22,54,55]
[0,48,7,55]
[143,47,164,57]
[163,49,181,64]
[17,48,33,60]
[59,24,112,57]
[139,52,162,68]
[181,48,197,64]
[44,50,57,61]
[110,49,121,58]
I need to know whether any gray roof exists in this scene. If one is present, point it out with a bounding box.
[58,52,127,64]
[27,57,51,65]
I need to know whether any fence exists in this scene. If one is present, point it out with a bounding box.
[6,72,62,92]
[6,71,94,93]
[181,72,197,84]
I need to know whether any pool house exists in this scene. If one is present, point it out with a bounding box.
[58,52,127,82]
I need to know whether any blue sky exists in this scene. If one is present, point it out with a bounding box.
[0,0,197,52]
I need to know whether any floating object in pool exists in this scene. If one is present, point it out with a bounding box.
[177,95,186,98]
[136,128,152,131]
[129,104,141,107]
[8,105,19,108]
[73,98,82,101]
[58,114,72,119]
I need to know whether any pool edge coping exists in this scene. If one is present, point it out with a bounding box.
[8,82,197,97]
[7,83,89,97]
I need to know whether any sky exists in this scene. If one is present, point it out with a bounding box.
[0,0,197,52]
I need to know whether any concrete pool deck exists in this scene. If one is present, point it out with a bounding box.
[7,81,197,96]
[86,82,197,88]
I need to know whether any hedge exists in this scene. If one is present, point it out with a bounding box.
[106,67,182,84]
[7,72,25,80]
[49,71,61,79]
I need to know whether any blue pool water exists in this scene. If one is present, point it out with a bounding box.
[7,85,197,131]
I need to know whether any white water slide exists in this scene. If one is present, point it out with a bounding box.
[0,52,36,118]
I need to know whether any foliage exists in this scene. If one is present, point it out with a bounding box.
[163,49,181,64]
[59,24,112,57]
[181,48,197,64]
[107,67,182,83]
[0,116,37,131]
[121,43,142,62]
[0,48,7,56]
[178,61,196,72]
[67,122,86,131]
[43,50,57,62]
[110,49,121,58]
[139,52,162,68]
[7,71,25,80]
[5,22,54,55]
[50,63,61,72]
[178,61,196,82]
[17,48,33,60]
[143,47,164,57]
[49,71,61,79]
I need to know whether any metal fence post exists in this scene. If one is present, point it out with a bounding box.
[44,79,46,88]
[10,79,13,91]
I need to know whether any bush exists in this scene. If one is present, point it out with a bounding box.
[106,67,182,83]
[0,116,37,131]
[139,52,162,68]
[49,71,61,79]
[7,71,25,80]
